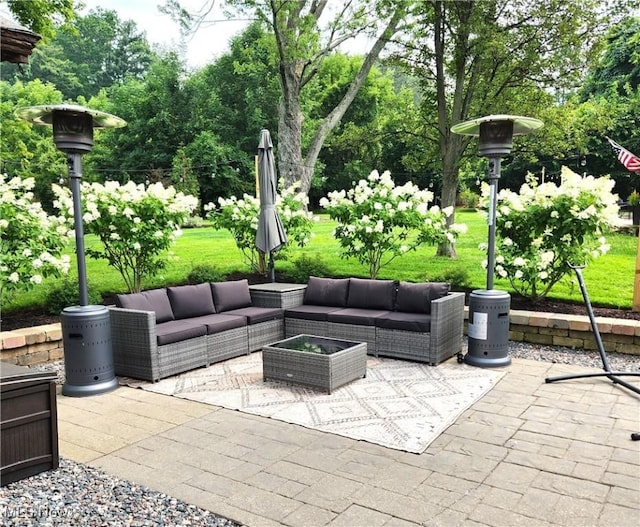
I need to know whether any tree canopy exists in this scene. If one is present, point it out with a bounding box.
[3,1,639,219]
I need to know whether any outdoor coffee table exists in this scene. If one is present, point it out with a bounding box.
[262,334,366,393]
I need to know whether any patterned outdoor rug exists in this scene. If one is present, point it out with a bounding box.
[123,353,504,453]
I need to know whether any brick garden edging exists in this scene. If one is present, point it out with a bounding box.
[1,323,64,366]
[2,309,639,367]
[465,307,640,356]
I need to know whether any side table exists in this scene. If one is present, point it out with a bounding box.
[249,283,307,309]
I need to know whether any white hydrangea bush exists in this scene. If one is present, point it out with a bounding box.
[481,166,622,301]
[205,181,315,273]
[0,174,72,303]
[53,180,198,293]
[320,170,466,279]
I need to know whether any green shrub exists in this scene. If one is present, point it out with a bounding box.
[284,254,332,283]
[45,278,102,314]
[426,267,471,288]
[187,264,226,284]
[457,188,480,209]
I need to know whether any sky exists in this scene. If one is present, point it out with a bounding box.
[80,0,251,68]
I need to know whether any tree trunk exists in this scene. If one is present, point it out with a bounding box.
[434,0,473,258]
[275,5,404,196]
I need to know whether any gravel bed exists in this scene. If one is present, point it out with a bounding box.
[507,339,640,371]
[3,342,637,526]
[0,458,240,526]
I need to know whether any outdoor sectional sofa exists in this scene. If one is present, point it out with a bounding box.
[109,276,465,382]
[109,280,284,381]
[284,277,465,365]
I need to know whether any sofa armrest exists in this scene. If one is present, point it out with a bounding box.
[109,307,157,376]
[429,292,465,363]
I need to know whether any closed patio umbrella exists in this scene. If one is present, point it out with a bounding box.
[255,129,287,282]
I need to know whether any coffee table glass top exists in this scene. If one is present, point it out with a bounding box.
[270,334,359,355]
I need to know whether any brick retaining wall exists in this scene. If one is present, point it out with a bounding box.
[464,308,640,356]
[1,323,64,366]
[2,310,639,367]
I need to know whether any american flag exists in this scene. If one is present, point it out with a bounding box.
[607,137,640,172]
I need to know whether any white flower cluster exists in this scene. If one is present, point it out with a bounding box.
[206,180,316,272]
[1,174,72,299]
[320,169,465,278]
[480,166,621,301]
[51,179,198,293]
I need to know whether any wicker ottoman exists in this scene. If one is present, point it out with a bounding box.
[262,334,366,394]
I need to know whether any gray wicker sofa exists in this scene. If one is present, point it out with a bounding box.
[109,279,284,381]
[284,277,464,365]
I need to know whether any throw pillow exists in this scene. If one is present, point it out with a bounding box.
[211,279,252,312]
[303,277,350,306]
[346,278,396,310]
[395,282,450,314]
[115,288,175,323]
[167,283,216,319]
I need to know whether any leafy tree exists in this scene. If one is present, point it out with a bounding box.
[88,52,193,183]
[185,22,280,154]
[313,56,422,205]
[4,0,75,40]
[504,13,640,201]
[178,131,252,208]
[581,16,640,98]
[181,22,279,204]
[2,8,156,101]
[173,0,408,197]
[0,79,66,210]
[399,0,621,257]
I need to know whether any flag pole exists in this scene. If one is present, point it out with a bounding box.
[634,233,640,311]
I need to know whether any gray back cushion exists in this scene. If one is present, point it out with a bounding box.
[303,277,350,307]
[167,283,216,319]
[115,288,174,323]
[211,279,252,312]
[395,282,450,314]
[347,278,396,310]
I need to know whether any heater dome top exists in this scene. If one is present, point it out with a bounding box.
[15,104,126,129]
[451,114,543,136]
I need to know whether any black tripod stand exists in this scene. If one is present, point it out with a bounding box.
[545,265,640,440]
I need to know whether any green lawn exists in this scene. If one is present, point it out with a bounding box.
[4,210,637,313]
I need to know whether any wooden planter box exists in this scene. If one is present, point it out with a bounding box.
[1,362,58,486]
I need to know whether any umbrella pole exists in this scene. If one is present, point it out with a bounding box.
[269,252,275,282]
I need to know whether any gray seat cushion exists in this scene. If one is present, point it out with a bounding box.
[155,320,207,346]
[210,280,252,312]
[186,313,247,335]
[375,312,432,332]
[303,277,350,306]
[347,278,396,310]
[167,283,216,319]
[327,308,391,326]
[224,306,283,325]
[395,282,450,314]
[284,305,343,321]
[115,288,175,323]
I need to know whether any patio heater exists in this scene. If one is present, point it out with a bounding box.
[451,115,543,368]
[16,104,126,396]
